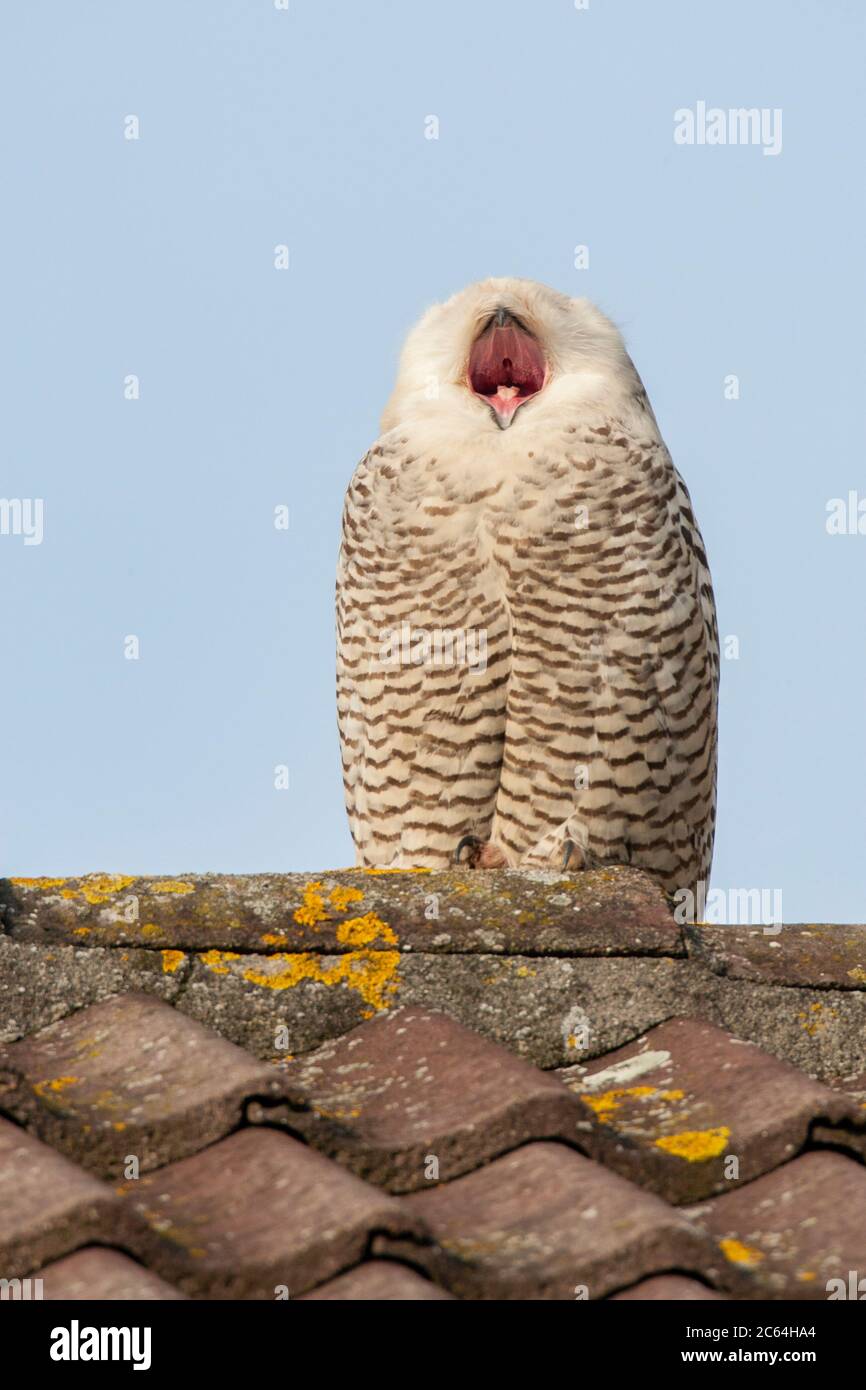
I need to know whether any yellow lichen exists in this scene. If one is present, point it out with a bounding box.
[329,886,364,912]
[260,932,287,946]
[34,1076,80,1099]
[241,948,400,1014]
[579,1086,658,1121]
[24,873,137,905]
[293,881,328,927]
[150,879,194,895]
[659,1089,685,1101]
[79,874,137,904]
[336,912,397,947]
[10,877,67,889]
[362,866,431,874]
[655,1126,730,1161]
[720,1238,764,1267]
[798,1000,838,1036]
[199,912,401,1014]
[199,949,240,974]
[847,967,866,984]
[161,950,186,974]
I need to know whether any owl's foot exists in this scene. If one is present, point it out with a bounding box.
[453,835,513,869]
[521,818,588,873]
[454,834,483,866]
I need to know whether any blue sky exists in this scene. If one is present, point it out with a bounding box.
[1,0,864,921]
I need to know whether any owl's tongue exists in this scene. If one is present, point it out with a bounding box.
[469,316,546,428]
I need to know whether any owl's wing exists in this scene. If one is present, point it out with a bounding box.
[488,409,719,898]
[336,441,508,867]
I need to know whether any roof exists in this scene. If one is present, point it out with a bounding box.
[1,868,865,1300]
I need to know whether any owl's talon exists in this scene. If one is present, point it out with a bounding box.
[454,834,483,866]
[561,840,576,872]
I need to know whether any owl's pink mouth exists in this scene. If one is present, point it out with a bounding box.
[468,311,546,429]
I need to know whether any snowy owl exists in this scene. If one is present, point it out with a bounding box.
[336,277,718,899]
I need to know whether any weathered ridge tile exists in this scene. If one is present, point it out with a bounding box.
[687,922,866,990]
[0,867,681,955]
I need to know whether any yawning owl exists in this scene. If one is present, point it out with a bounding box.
[336,278,718,899]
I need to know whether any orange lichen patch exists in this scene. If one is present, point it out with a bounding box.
[33,1076,80,1099]
[78,874,137,905]
[161,950,186,974]
[199,914,401,1014]
[199,950,241,975]
[10,877,67,889]
[32,873,137,905]
[141,922,162,936]
[313,1105,362,1120]
[242,949,401,1015]
[655,1126,730,1161]
[798,1001,838,1036]
[659,1089,686,1101]
[362,866,431,874]
[149,879,194,895]
[260,932,288,947]
[796,1270,817,1282]
[336,913,397,948]
[72,926,91,937]
[328,886,364,912]
[579,1086,658,1121]
[720,1238,764,1267]
[113,1121,127,1132]
[293,881,328,927]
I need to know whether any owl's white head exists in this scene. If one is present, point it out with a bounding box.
[381,277,640,441]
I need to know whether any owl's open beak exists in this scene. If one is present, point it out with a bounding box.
[468,310,546,429]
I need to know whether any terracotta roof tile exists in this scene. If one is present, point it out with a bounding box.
[611,1274,727,1300]
[0,1116,119,1277]
[377,1140,714,1299]
[249,1006,583,1191]
[0,992,291,1178]
[115,1126,426,1299]
[688,1150,866,1299]
[37,1247,187,1300]
[557,1017,864,1203]
[301,1261,454,1300]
